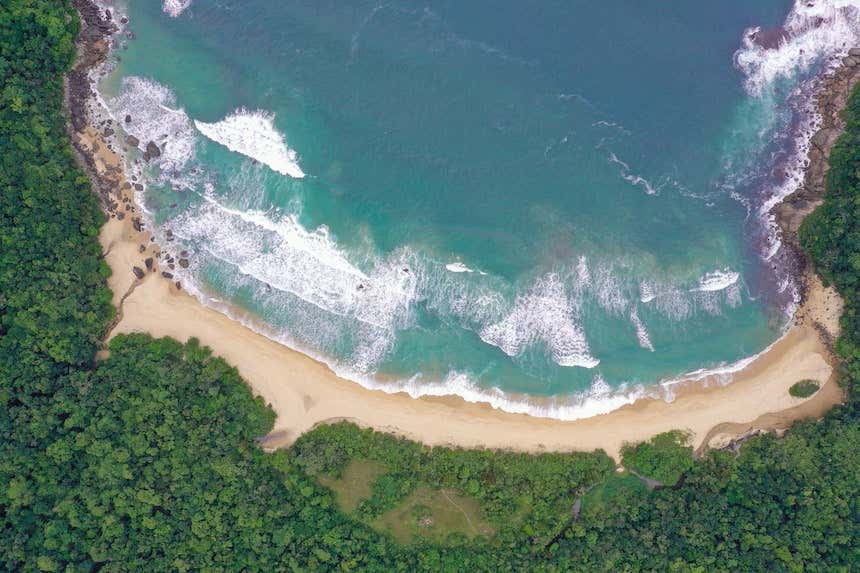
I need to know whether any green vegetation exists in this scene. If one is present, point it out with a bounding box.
[1,1,860,571]
[789,379,821,398]
[292,421,614,542]
[316,459,386,513]
[620,430,694,485]
[373,486,493,545]
[579,472,647,515]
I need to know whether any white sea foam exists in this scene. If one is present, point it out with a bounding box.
[446,262,473,273]
[377,370,646,421]
[735,0,860,95]
[480,273,599,368]
[691,268,740,292]
[108,76,197,173]
[729,0,860,313]
[576,255,590,286]
[639,281,656,303]
[169,196,417,348]
[170,278,650,422]
[163,0,192,18]
[607,151,658,195]
[194,109,305,178]
[592,263,628,315]
[445,261,487,275]
[629,306,655,352]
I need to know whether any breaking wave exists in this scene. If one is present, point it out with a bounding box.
[735,0,860,95]
[728,0,860,317]
[163,0,192,18]
[108,76,197,174]
[629,306,654,352]
[194,109,306,178]
[691,269,740,292]
[479,273,600,369]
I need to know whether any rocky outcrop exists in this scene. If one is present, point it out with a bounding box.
[772,49,860,300]
[65,1,117,203]
[143,141,161,162]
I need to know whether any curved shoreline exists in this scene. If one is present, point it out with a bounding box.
[70,1,852,459]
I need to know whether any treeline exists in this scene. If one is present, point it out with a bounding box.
[800,81,860,390]
[1,1,859,571]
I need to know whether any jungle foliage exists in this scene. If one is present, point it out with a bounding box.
[620,430,693,486]
[1,1,859,571]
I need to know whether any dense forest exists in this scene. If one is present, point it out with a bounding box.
[1,1,858,571]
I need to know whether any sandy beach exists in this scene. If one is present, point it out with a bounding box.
[69,5,856,461]
[91,184,844,459]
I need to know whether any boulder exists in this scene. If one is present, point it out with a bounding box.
[125,134,139,147]
[142,141,161,162]
[132,266,145,280]
[178,258,189,268]
[144,257,154,270]
[162,271,174,279]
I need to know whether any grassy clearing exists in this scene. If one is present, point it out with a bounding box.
[580,472,647,516]
[373,486,494,545]
[317,459,386,512]
[789,379,821,398]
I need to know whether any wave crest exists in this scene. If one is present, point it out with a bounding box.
[479,273,600,369]
[195,109,306,178]
[163,0,192,18]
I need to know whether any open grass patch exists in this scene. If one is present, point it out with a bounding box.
[789,379,821,398]
[580,472,648,516]
[373,486,494,545]
[316,459,386,512]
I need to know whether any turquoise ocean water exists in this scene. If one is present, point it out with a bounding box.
[96,0,860,417]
